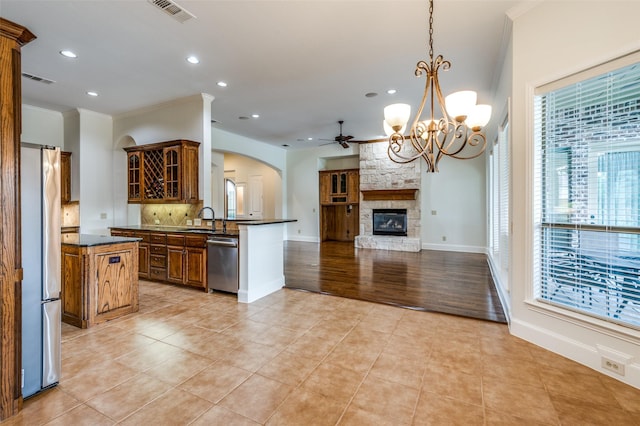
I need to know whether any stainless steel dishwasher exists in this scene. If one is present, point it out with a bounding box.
[207,237,239,293]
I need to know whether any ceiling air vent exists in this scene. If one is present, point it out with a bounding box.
[147,0,196,23]
[21,72,56,85]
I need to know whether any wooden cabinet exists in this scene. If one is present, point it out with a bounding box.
[61,151,72,203]
[319,169,359,205]
[111,230,150,279]
[61,241,139,328]
[110,228,207,290]
[124,140,200,204]
[319,169,360,242]
[166,233,207,289]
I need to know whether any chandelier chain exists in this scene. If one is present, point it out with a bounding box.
[428,0,434,61]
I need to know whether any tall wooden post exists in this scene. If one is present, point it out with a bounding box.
[0,18,36,421]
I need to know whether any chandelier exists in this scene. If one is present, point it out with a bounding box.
[383,0,491,173]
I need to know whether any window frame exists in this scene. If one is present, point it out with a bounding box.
[531,52,640,331]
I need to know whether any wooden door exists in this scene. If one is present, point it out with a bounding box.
[347,170,359,204]
[138,243,149,279]
[319,172,331,205]
[166,246,185,284]
[95,249,135,316]
[163,147,180,201]
[249,175,263,219]
[60,151,72,203]
[126,152,142,202]
[185,247,206,288]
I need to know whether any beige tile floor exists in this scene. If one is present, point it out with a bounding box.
[6,281,640,425]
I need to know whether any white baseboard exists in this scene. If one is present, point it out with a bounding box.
[421,242,487,254]
[487,256,511,322]
[510,317,640,389]
[286,235,320,243]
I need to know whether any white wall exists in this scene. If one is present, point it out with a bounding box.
[286,144,360,242]
[421,155,486,253]
[212,127,286,171]
[212,126,288,224]
[76,109,114,235]
[21,105,64,147]
[223,153,282,220]
[509,1,640,388]
[112,94,213,225]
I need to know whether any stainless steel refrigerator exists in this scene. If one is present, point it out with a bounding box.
[20,144,61,398]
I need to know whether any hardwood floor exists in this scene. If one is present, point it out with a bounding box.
[284,241,507,323]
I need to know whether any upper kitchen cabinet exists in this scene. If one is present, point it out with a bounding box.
[124,140,199,204]
[60,151,72,204]
[319,169,359,205]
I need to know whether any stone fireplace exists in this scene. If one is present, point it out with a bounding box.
[355,143,421,252]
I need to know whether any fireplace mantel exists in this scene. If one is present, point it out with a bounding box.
[361,189,418,201]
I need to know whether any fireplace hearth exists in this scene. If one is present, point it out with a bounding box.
[372,209,407,236]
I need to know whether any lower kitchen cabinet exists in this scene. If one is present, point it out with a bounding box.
[61,238,139,328]
[185,246,206,287]
[111,228,207,290]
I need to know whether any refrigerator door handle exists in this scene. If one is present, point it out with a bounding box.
[42,300,61,388]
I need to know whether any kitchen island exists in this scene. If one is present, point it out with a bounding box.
[61,233,140,328]
[110,219,296,303]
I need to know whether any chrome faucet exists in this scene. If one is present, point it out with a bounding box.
[197,207,216,231]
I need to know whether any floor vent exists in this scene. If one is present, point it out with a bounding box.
[21,72,56,84]
[147,0,196,23]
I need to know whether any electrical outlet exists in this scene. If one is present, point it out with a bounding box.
[100,212,107,219]
[602,357,625,375]
[186,219,193,226]
[442,236,447,242]
[194,218,202,226]
[431,210,437,215]
[154,219,160,225]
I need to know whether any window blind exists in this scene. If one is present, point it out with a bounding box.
[534,57,640,328]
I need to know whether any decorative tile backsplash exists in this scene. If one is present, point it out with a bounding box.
[141,203,204,226]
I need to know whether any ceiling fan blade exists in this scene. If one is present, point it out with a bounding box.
[339,141,350,149]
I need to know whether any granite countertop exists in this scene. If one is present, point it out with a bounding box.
[61,233,142,247]
[110,219,296,235]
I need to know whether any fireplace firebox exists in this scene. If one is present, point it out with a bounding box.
[372,209,407,236]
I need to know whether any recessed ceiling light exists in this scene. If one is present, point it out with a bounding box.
[251,114,260,119]
[387,89,397,94]
[186,56,199,64]
[60,50,77,58]
[307,137,313,141]
[365,92,378,98]
[86,91,98,97]
[217,81,227,87]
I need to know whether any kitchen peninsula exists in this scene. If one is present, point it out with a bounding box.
[61,233,141,328]
[110,219,295,303]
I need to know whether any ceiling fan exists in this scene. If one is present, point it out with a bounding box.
[320,120,375,149]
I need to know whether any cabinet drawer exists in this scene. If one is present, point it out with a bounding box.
[150,267,166,281]
[134,232,150,243]
[150,254,166,267]
[185,235,207,248]
[149,233,166,244]
[166,234,185,246]
[150,244,165,254]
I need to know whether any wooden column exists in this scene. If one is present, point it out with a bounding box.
[0,18,36,421]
